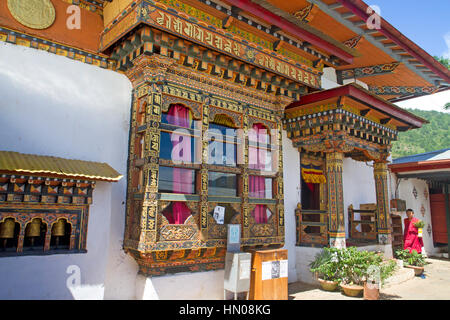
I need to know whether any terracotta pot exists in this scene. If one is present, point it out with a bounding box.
[405,265,424,276]
[318,278,339,291]
[341,283,364,297]
[363,282,380,300]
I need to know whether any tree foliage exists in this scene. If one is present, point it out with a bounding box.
[391,109,450,159]
[434,56,450,69]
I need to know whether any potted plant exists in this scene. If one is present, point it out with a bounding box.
[395,249,427,276]
[309,247,341,291]
[338,247,368,297]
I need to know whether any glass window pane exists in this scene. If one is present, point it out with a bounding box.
[159,131,197,162]
[249,176,273,199]
[158,166,196,194]
[208,172,237,197]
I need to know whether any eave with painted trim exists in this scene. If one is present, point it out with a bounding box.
[285,83,428,130]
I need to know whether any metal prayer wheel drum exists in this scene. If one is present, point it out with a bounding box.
[25,219,42,237]
[52,219,66,237]
[0,218,16,239]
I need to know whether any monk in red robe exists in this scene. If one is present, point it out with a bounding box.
[403,209,423,254]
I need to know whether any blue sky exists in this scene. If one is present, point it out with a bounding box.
[368,0,450,58]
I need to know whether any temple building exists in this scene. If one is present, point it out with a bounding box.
[0,0,449,299]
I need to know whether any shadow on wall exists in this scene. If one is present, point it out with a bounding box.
[0,255,106,300]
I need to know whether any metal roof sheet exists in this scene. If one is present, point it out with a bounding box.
[392,148,450,164]
[0,151,123,182]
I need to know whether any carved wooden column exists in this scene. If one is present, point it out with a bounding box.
[17,226,25,253]
[326,151,346,248]
[373,161,391,245]
[142,90,162,246]
[44,227,51,251]
[200,101,209,239]
[241,109,250,239]
[275,119,285,240]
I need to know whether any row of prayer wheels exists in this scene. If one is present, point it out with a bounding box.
[0,218,67,238]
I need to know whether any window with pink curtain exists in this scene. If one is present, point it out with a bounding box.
[249,123,272,224]
[162,104,194,224]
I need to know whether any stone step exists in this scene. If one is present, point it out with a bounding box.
[383,267,415,288]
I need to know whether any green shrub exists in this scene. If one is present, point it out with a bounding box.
[309,247,397,285]
[309,247,341,282]
[395,249,427,267]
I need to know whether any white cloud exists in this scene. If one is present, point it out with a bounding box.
[395,90,450,113]
[443,31,450,59]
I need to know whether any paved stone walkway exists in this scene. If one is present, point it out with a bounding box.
[288,258,450,300]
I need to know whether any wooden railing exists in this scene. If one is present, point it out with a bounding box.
[295,203,328,247]
[348,204,377,241]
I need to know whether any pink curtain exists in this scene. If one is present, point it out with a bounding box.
[167,104,192,224]
[249,124,269,223]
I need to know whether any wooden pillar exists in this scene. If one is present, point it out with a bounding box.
[69,228,76,250]
[373,161,391,244]
[16,228,25,253]
[44,228,52,251]
[241,110,250,239]
[275,120,285,240]
[326,152,346,248]
[444,183,450,257]
[142,91,162,245]
[200,102,209,239]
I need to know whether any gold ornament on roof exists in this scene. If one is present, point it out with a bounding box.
[7,0,56,30]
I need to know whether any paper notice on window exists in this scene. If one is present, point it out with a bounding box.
[356,223,362,233]
[213,206,225,224]
[239,260,250,280]
[354,212,361,221]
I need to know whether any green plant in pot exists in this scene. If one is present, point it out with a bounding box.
[338,247,369,297]
[309,247,341,291]
[338,247,397,298]
[395,249,427,276]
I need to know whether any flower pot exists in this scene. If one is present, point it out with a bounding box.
[405,265,424,276]
[340,283,364,297]
[318,278,339,291]
[363,282,380,300]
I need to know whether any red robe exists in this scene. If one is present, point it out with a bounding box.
[403,217,424,254]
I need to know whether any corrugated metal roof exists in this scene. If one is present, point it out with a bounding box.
[392,148,450,164]
[0,151,122,182]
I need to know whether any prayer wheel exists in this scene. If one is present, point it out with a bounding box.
[52,220,66,237]
[25,219,42,237]
[0,218,15,239]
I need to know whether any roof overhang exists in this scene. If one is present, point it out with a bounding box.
[223,0,357,64]
[0,151,123,182]
[335,0,450,84]
[389,159,450,174]
[286,83,428,130]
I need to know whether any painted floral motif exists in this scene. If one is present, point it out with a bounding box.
[420,204,426,217]
[413,186,418,199]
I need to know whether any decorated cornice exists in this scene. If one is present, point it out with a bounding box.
[100,0,323,89]
[0,26,114,70]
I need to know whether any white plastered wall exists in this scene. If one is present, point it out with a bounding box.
[389,172,438,256]
[0,42,134,299]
